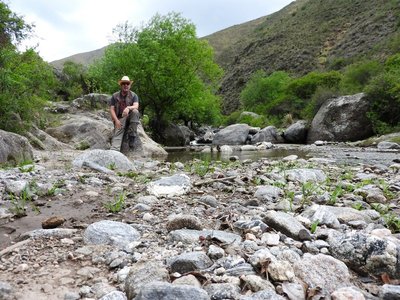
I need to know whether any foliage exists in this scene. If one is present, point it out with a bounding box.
[0,47,58,133]
[187,159,214,177]
[76,140,90,150]
[287,71,342,101]
[240,71,292,115]
[310,219,320,234]
[88,12,223,141]
[339,60,382,94]
[58,61,89,101]
[365,53,400,134]
[104,192,126,213]
[0,2,58,133]
[236,114,265,127]
[223,110,242,126]
[9,193,28,217]
[0,1,33,47]
[383,213,400,233]
[301,86,339,119]
[239,70,342,123]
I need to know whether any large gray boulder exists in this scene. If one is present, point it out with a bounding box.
[212,124,250,145]
[0,130,34,165]
[307,93,373,143]
[26,125,71,150]
[72,93,110,110]
[250,126,284,144]
[45,112,113,150]
[160,123,192,146]
[283,120,308,144]
[73,149,136,172]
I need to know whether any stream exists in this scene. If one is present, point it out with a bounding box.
[165,143,400,166]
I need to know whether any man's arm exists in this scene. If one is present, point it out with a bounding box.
[110,106,122,128]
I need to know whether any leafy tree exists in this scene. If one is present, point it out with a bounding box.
[58,61,89,101]
[88,12,223,141]
[279,71,342,118]
[365,53,400,134]
[0,1,32,47]
[240,71,292,115]
[0,48,58,132]
[287,71,342,100]
[340,60,382,94]
[0,1,57,133]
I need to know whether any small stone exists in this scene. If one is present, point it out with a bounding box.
[166,215,203,231]
[64,291,80,300]
[261,233,280,246]
[14,263,29,273]
[42,216,65,229]
[61,238,75,245]
[142,213,154,221]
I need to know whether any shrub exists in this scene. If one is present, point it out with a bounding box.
[0,48,57,133]
[365,53,400,134]
[340,60,382,94]
[302,87,339,119]
[240,71,292,115]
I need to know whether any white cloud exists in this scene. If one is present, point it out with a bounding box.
[8,0,293,62]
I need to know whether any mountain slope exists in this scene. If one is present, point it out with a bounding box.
[204,0,400,113]
[50,46,107,70]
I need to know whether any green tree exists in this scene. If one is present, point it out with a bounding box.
[340,60,382,94]
[88,12,223,141]
[287,71,342,100]
[240,70,292,114]
[58,61,88,101]
[365,53,400,133]
[0,1,57,133]
[282,71,342,118]
[0,1,32,47]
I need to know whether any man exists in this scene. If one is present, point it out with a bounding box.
[109,76,141,152]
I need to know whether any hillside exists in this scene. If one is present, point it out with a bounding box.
[50,46,107,70]
[204,0,400,113]
[50,0,400,114]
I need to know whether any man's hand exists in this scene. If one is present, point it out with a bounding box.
[115,119,122,129]
[122,107,130,118]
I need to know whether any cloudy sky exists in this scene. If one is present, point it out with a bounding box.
[8,0,293,62]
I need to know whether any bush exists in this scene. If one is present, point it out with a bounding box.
[340,60,382,94]
[237,113,265,127]
[365,53,400,134]
[0,48,57,133]
[302,87,339,119]
[240,71,292,114]
[365,73,400,134]
[287,71,342,100]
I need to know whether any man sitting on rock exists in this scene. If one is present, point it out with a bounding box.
[109,76,141,152]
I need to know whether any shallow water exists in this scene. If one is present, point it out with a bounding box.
[165,144,400,166]
[166,147,310,163]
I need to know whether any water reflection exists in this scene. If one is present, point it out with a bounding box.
[166,147,310,163]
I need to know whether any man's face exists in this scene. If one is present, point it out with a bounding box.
[121,82,130,93]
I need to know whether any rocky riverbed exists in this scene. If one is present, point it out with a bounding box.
[0,145,400,300]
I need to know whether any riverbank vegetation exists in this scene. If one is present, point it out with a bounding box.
[0,0,399,138]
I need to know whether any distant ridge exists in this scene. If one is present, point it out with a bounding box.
[50,46,108,69]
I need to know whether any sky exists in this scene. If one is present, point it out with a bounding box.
[8,0,294,62]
